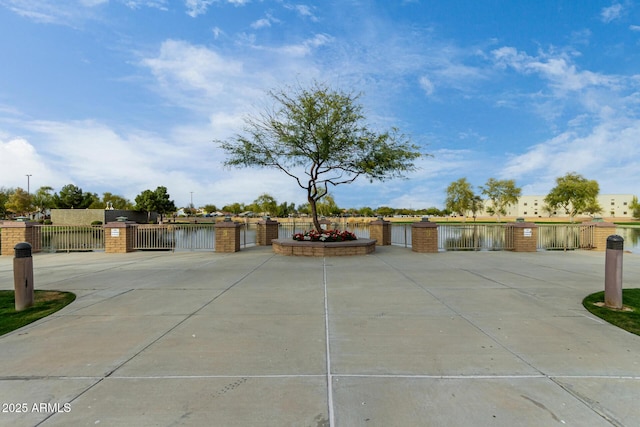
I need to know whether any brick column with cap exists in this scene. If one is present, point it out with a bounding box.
[104,220,136,253]
[411,218,438,253]
[215,219,242,252]
[582,220,617,251]
[257,218,279,246]
[1,221,40,256]
[369,218,391,246]
[507,221,538,252]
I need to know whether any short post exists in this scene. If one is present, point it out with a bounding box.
[604,235,624,309]
[13,242,35,311]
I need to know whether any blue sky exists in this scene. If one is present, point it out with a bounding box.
[1,0,639,210]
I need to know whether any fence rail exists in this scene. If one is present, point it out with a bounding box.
[39,225,104,253]
[133,223,257,251]
[0,221,626,253]
[537,224,594,251]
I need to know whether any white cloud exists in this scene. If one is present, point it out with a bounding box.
[250,13,281,29]
[490,44,628,127]
[0,0,167,24]
[601,2,624,23]
[260,33,333,57]
[500,118,640,194]
[139,36,332,114]
[251,18,271,29]
[0,137,60,190]
[122,0,167,10]
[492,46,617,93]
[284,4,318,21]
[141,39,244,101]
[184,0,214,17]
[0,0,84,24]
[419,76,434,96]
[212,26,223,39]
[80,0,109,6]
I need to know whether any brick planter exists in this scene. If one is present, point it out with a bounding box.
[272,239,376,256]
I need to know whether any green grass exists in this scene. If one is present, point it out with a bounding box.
[583,289,640,336]
[0,290,76,336]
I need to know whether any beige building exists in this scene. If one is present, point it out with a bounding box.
[481,194,637,219]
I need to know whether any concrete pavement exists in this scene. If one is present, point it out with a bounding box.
[0,247,639,426]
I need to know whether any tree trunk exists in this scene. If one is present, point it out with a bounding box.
[309,196,321,232]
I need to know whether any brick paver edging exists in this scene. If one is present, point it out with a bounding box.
[272,238,376,256]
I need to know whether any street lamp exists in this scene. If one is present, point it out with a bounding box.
[25,174,32,194]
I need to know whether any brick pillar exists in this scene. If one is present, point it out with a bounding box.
[215,220,241,252]
[257,218,279,246]
[104,221,136,253]
[507,222,538,252]
[411,218,438,253]
[582,221,616,251]
[369,219,391,245]
[1,221,41,256]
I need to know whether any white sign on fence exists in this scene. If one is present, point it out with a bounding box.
[523,228,532,237]
[111,228,120,237]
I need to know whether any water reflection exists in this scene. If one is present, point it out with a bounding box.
[616,226,640,254]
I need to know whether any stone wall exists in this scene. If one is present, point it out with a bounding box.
[51,209,104,225]
[51,209,157,225]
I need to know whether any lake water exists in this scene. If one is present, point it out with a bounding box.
[615,226,640,254]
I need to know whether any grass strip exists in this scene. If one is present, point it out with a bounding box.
[0,290,76,336]
[583,289,640,336]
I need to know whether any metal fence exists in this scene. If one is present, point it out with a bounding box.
[2,221,612,254]
[133,223,257,251]
[537,224,594,251]
[277,221,594,251]
[438,224,514,251]
[39,225,104,253]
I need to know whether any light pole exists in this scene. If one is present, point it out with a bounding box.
[190,192,194,216]
[25,174,32,194]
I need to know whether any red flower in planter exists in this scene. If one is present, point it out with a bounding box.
[292,229,358,242]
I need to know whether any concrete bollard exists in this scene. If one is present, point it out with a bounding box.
[13,242,35,311]
[604,235,623,309]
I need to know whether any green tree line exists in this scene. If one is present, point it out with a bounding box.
[443,172,636,222]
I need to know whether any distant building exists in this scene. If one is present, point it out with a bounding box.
[480,194,637,219]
